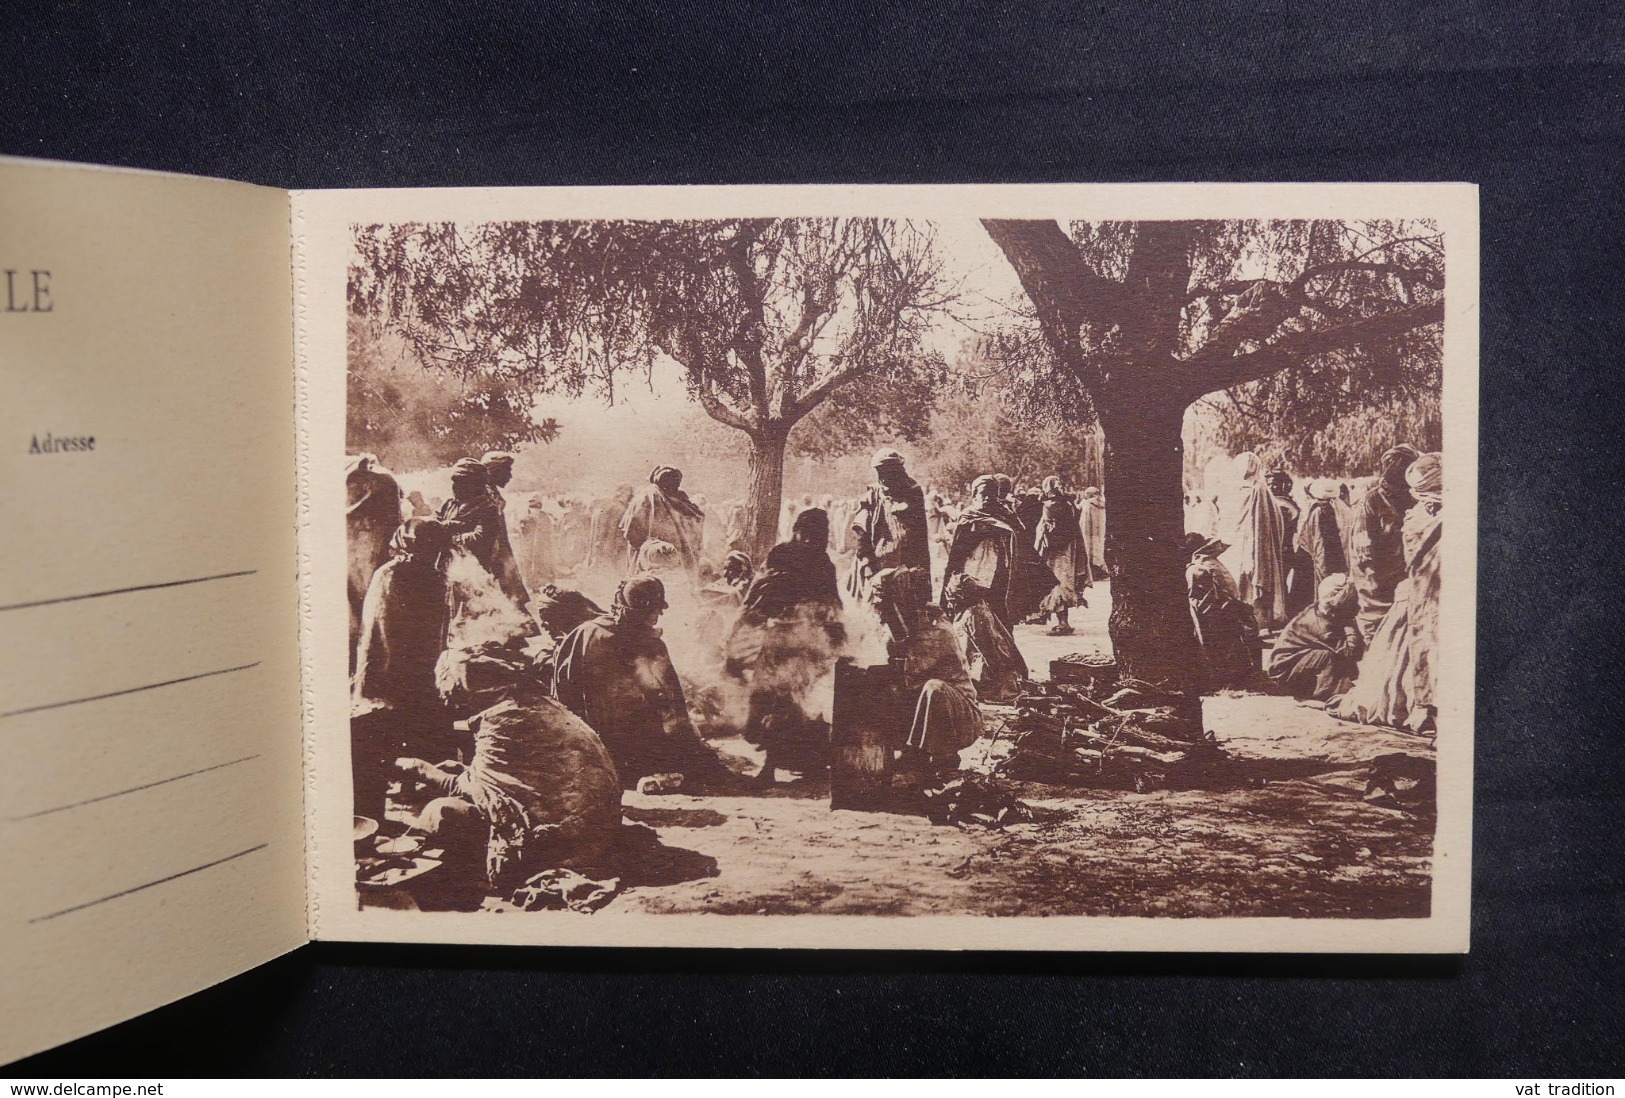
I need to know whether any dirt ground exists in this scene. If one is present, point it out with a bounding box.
[609,581,1437,919]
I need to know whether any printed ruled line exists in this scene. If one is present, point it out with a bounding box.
[0,569,257,613]
[0,662,261,720]
[9,753,262,821]
[29,843,269,924]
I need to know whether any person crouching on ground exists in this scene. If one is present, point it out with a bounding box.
[351,517,452,828]
[552,575,736,790]
[1186,532,1263,690]
[871,568,982,781]
[390,647,623,910]
[726,508,845,785]
[1266,572,1365,701]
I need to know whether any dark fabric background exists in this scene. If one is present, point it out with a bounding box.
[5,0,1622,1078]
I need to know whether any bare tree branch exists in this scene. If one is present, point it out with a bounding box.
[981,219,1121,393]
[694,380,758,434]
[721,222,771,414]
[1182,299,1444,398]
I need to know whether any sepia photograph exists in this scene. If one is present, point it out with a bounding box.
[340,207,1459,925]
[13,0,1621,1078]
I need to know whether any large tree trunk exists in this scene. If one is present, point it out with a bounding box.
[743,427,789,562]
[1100,392,1206,735]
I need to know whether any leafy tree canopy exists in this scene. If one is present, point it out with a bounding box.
[982,217,1443,416]
[347,321,559,473]
[350,217,956,442]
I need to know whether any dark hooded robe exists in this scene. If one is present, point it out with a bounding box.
[351,518,450,825]
[1219,452,1291,629]
[725,510,845,774]
[534,585,605,644]
[436,460,526,606]
[1351,444,1421,642]
[527,584,605,683]
[354,519,451,713]
[850,473,931,599]
[436,461,496,558]
[1296,494,1348,592]
[620,467,706,581]
[1187,545,1261,689]
[400,679,623,898]
[1009,489,1049,620]
[943,501,1021,629]
[738,516,843,623]
[1267,592,1364,701]
[1270,475,1314,617]
[437,461,535,642]
[1035,481,1091,612]
[552,612,722,786]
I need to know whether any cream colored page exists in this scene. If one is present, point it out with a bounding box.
[296,183,1475,953]
[0,161,305,1064]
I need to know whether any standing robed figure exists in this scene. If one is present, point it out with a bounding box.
[1296,479,1349,592]
[943,475,1022,630]
[1268,469,1313,618]
[437,458,534,635]
[849,449,932,603]
[437,461,502,575]
[478,451,532,611]
[347,454,403,668]
[1034,475,1091,635]
[1218,452,1291,630]
[620,465,706,585]
[351,517,452,826]
[1078,485,1107,575]
[1350,444,1422,643]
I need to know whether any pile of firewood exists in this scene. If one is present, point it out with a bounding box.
[998,675,1223,793]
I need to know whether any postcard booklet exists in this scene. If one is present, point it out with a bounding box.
[0,159,1478,1063]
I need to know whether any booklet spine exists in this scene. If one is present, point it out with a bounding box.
[291,191,320,943]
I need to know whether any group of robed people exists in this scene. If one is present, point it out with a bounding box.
[344,434,1446,906]
[346,446,1083,904]
[843,451,1111,711]
[346,451,732,905]
[1187,446,1445,734]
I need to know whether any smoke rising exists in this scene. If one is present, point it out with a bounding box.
[444,550,533,651]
